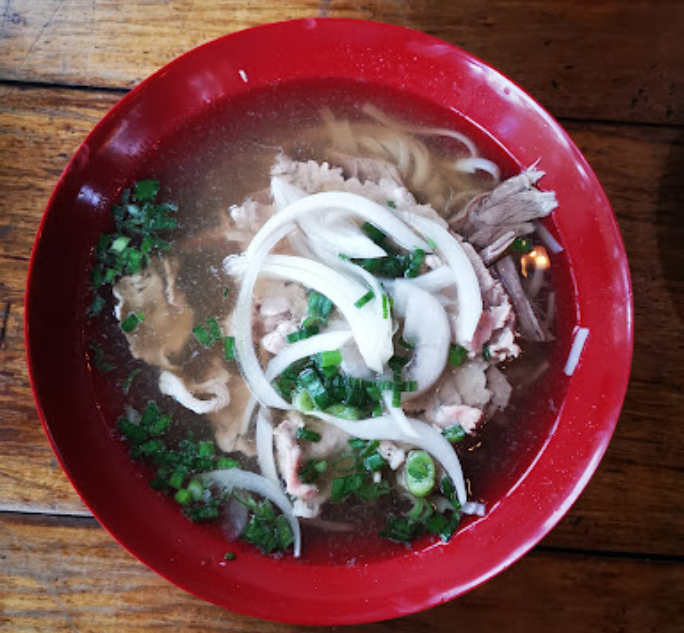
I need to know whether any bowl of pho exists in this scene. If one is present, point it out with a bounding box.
[26,18,633,625]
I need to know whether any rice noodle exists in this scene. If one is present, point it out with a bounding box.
[362,103,479,157]
[202,469,301,557]
[453,157,501,181]
[564,327,589,376]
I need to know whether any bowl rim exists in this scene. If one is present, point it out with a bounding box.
[25,17,634,624]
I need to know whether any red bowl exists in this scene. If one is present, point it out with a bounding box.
[26,19,633,624]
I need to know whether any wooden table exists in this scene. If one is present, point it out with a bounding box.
[1,1,683,630]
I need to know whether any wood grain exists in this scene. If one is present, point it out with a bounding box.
[0,85,682,555]
[0,0,682,125]
[1,513,682,632]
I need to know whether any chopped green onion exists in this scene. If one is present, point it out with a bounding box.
[308,291,332,321]
[362,221,387,245]
[398,336,415,349]
[387,200,397,209]
[382,294,390,319]
[401,380,418,393]
[332,453,357,474]
[148,414,171,437]
[443,424,467,443]
[315,350,342,368]
[330,473,363,502]
[217,457,239,470]
[138,403,159,430]
[223,336,236,361]
[198,441,215,457]
[356,479,391,500]
[388,355,409,372]
[110,235,131,253]
[88,340,115,372]
[187,480,204,501]
[89,294,106,316]
[483,344,491,362]
[133,179,160,201]
[122,368,142,393]
[298,368,332,409]
[408,497,434,522]
[174,489,192,506]
[325,403,362,420]
[168,467,186,490]
[363,451,385,472]
[299,459,327,483]
[121,311,144,333]
[512,237,533,253]
[354,289,375,308]
[426,237,437,250]
[392,384,402,408]
[192,324,213,347]
[405,248,426,278]
[223,287,230,299]
[296,427,322,443]
[448,344,468,368]
[224,552,236,561]
[117,417,148,444]
[206,317,223,340]
[405,451,436,497]
[292,389,314,413]
[286,325,320,344]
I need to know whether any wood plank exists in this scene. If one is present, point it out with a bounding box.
[1,513,682,632]
[0,0,682,125]
[0,85,683,555]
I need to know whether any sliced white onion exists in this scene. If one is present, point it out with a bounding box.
[403,213,483,345]
[158,370,230,415]
[462,501,486,516]
[240,395,258,435]
[256,408,280,486]
[303,236,392,362]
[265,330,354,381]
[298,212,387,259]
[534,220,564,254]
[245,190,431,258]
[564,327,589,376]
[381,390,419,437]
[306,412,467,505]
[395,265,454,293]
[392,280,451,396]
[202,469,301,557]
[453,157,501,181]
[230,223,294,409]
[226,254,393,372]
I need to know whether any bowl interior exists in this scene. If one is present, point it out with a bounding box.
[26,18,633,625]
